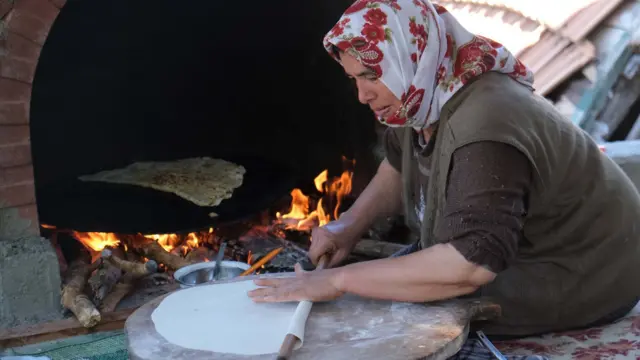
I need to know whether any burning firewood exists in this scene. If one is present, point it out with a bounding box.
[184,246,215,263]
[138,240,193,270]
[102,249,158,277]
[99,274,136,313]
[61,258,102,328]
[88,247,124,307]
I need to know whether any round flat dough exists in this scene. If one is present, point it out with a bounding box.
[151,280,309,356]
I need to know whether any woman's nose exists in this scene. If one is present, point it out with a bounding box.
[357,83,375,105]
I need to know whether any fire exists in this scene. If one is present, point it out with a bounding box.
[278,189,309,221]
[72,231,121,252]
[45,156,355,271]
[276,157,355,231]
[144,233,180,252]
[69,227,215,261]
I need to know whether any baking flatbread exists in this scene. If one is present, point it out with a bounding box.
[78,157,245,207]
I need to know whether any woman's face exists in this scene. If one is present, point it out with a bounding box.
[339,51,402,122]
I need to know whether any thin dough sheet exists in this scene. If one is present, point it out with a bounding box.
[151,280,311,355]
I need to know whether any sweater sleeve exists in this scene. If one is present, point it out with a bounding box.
[437,141,532,273]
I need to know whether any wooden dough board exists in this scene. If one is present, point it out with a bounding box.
[125,274,500,360]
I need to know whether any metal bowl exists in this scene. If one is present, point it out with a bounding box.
[173,260,250,288]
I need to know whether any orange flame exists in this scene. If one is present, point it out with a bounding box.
[70,228,216,262]
[276,157,355,231]
[72,231,120,252]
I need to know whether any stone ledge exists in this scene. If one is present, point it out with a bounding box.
[0,235,62,328]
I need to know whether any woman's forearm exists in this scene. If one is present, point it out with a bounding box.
[326,158,402,240]
[334,244,496,302]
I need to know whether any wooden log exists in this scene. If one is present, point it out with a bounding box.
[138,240,193,270]
[184,246,216,263]
[102,248,158,277]
[0,308,136,348]
[89,247,124,306]
[352,238,406,259]
[61,258,102,328]
[100,274,136,313]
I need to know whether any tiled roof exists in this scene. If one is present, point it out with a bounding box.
[437,0,626,95]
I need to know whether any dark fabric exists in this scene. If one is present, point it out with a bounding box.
[383,71,640,336]
[385,137,531,273]
[448,338,549,360]
[390,241,421,257]
[468,297,640,341]
[442,142,531,273]
[384,128,403,173]
[389,245,639,341]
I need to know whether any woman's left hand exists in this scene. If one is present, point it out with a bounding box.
[247,263,345,303]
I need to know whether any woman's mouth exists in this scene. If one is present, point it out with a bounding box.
[374,106,391,119]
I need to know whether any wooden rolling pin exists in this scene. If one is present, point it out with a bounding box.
[275,254,329,360]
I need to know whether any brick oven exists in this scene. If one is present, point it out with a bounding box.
[0,0,385,329]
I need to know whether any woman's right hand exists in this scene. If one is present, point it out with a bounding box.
[306,159,403,267]
[308,221,359,268]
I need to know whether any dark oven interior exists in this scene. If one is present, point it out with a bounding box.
[29,0,381,237]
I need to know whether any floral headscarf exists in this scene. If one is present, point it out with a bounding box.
[323,0,534,128]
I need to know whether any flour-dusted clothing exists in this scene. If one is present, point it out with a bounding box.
[385,71,640,336]
[385,130,530,273]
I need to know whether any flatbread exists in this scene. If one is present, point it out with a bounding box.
[78,157,245,207]
[151,280,310,355]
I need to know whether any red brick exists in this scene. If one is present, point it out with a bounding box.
[12,0,58,24]
[48,0,66,9]
[0,56,38,83]
[0,125,29,145]
[0,77,31,102]
[4,0,60,45]
[0,78,31,124]
[0,101,29,124]
[0,181,36,207]
[0,0,14,19]
[0,143,32,167]
[0,164,34,186]
[2,32,42,62]
[0,33,42,83]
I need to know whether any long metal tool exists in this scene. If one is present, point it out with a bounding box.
[476,331,507,360]
[211,242,227,281]
[275,254,329,360]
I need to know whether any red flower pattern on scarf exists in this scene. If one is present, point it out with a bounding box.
[361,23,386,43]
[363,8,388,25]
[454,37,499,85]
[323,0,534,128]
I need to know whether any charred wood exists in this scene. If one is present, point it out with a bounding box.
[99,274,136,313]
[138,240,193,270]
[184,246,216,263]
[352,238,405,259]
[61,258,101,328]
[102,249,158,278]
[88,247,123,307]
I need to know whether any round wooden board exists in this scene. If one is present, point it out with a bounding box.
[125,274,499,360]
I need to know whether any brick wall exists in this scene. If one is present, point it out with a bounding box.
[0,0,65,236]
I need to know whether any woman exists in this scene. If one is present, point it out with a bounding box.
[248,0,640,357]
